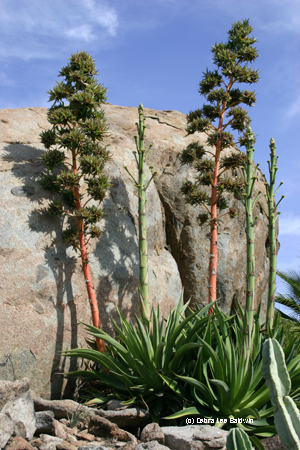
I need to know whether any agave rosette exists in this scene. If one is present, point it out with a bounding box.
[63,291,213,420]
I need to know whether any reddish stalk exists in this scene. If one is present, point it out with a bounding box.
[208,110,225,314]
[73,156,106,353]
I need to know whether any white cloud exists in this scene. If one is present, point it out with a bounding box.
[0,0,119,59]
[82,0,118,36]
[65,25,96,43]
[279,214,300,236]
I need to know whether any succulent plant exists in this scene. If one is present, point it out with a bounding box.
[262,338,300,449]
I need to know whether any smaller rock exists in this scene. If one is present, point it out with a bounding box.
[77,446,110,450]
[5,436,34,450]
[40,434,64,444]
[65,434,78,445]
[119,443,138,450]
[136,442,171,450]
[260,435,288,450]
[14,421,28,439]
[56,442,79,450]
[53,420,68,440]
[88,415,136,444]
[106,400,129,411]
[161,425,228,450]
[39,435,63,450]
[75,432,95,442]
[59,419,70,426]
[30,438,43,448]
[0,412,14,448]
[193,426,227,448]
[0,378,31,409]
[35,411,55,435]
[140,423,164,444]
[2,388,36,440]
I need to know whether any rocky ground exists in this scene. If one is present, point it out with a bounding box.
[0,378,287,450]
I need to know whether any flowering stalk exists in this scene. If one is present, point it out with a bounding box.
[39,52,111,353]
[259,138,284,333]
[240,127,261,355]
[124,103,157,328]
[125,103,157,328]
[180,19,259,312]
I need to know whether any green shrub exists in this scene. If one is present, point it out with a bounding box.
[63,292,213,422]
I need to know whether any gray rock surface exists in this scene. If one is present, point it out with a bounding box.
[32,392,150,428]
[35,410,55,435]
[0,105,276,399]
[136,442,170,450]
[94,408,150,428]
[260,435,288,450]
[0,378,36,441]
[140,423,165,444]
[39,435,63,450]
[77,446,109,450]
[0,412,14,448]
[161,425,228,450]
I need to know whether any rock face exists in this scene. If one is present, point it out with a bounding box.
[0,104,276,399]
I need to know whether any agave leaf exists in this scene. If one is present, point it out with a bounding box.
[154,341,165,371]
[151,306,160,351]
[135,315,155,366]
[231,359,253,410]
[287,354,300,374]
[163,309,200,370]
[210,379,232,415]
[85,398,107,405]
[175,374,214,408]
[236,407,261,420]
[120,397,138,405]
[239,383,270,411]
[185,316,209,343]
[203,360,218,400]
[169,342,200,372]
[197,337,224,381]
[163,405,211,420]
[192,347,204,381]
[212,321,226,370]
[63,369,102,382]
[228,339,237,393]
[248,360,264,392]
[159,374,188,398]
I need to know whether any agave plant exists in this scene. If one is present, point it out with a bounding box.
[63,292,214,421]
[164,302,300,441]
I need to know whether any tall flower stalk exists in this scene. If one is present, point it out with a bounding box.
[259,138,284,333]
[124,103,157,327]
[180,19,259,313]
[239,127,261,355]
[39,52,111,353]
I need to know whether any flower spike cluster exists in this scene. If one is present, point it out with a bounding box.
[39,51,111,353]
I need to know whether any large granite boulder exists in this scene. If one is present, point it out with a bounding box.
[0,104,276,399]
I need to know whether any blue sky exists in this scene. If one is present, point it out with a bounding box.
[1,0,299,308]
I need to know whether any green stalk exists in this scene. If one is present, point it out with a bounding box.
[124,103,157,328]
[241,127,260,357]
[262,139,284,334]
